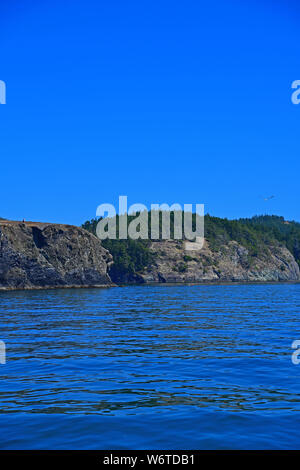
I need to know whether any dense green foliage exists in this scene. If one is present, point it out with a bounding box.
[82,214,300,280]
[240,215,300,265]
[82,216,154,283]
[100,238,153,283]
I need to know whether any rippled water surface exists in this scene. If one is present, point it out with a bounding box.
[1,284,300,449]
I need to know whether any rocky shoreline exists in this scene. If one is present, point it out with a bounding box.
[1,220,300,291]
[1,280,299,292]
[135,238,300,284]
[0,284,116,291]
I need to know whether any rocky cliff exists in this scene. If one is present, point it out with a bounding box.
[136,239,300,283]
[0,221,113,290]
[1,220,299,290]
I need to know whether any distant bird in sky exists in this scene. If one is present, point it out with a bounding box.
[262,195,275,201]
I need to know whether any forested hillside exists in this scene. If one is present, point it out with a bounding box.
[82,214,300,281]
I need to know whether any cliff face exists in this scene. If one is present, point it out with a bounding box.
[137,239,300,283]
[0,221,113,290]
[1,220,299,289]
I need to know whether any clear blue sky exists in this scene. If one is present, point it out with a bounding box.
[0,0,299,225]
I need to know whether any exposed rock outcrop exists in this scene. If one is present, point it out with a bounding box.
[0,221,113,290]
[1,220,299,289]
[137,239,300,284]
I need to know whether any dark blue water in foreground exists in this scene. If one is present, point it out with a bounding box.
[1,284,300,449]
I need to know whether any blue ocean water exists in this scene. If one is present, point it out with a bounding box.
[0,284,300,449]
